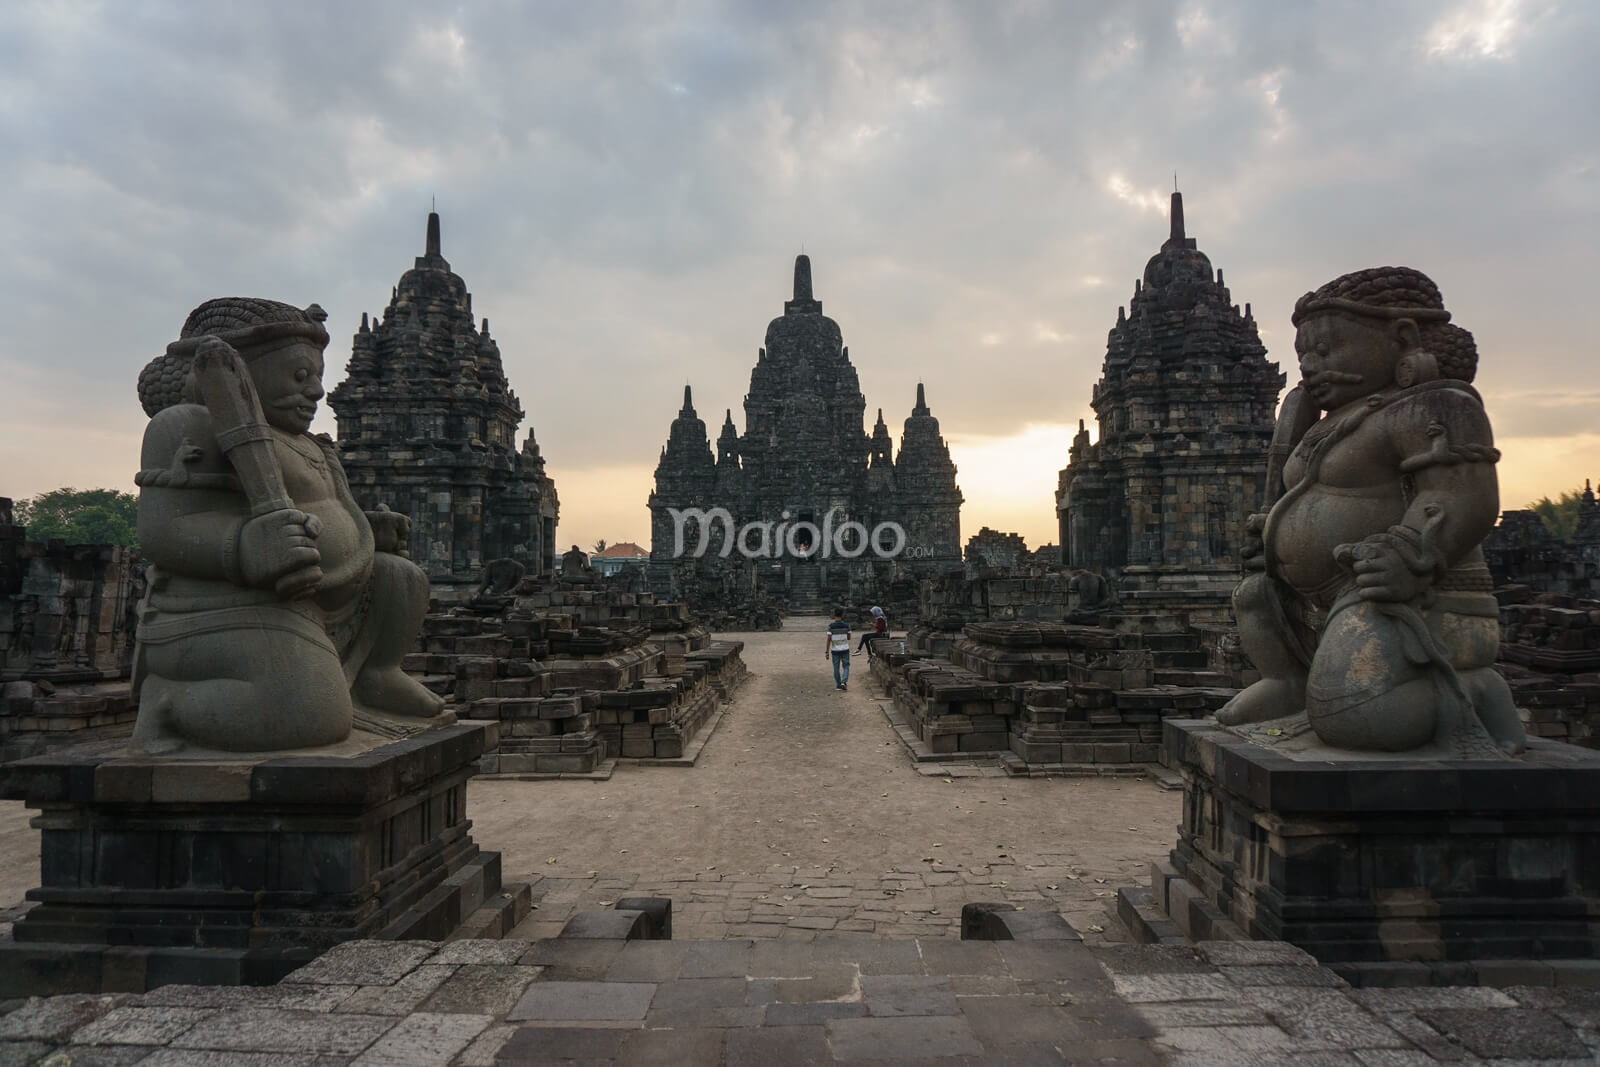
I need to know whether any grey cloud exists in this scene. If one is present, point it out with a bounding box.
[1,0,1596,510]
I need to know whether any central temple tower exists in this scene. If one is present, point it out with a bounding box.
[649,255,962,608]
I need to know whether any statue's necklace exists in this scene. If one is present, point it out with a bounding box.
[279,432,330,473]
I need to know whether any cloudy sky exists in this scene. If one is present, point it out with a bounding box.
[2,0,1595,551]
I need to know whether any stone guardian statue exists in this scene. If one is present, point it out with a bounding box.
[131,297,444,753]
[1217,268,1525,758]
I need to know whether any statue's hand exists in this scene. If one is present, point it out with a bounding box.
[1335,526,1437,604]
[1241,512,1269,572]
[367,505,411,557]
[239,508,323,598]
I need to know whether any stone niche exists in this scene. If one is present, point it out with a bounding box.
[0,722,526,996]
[1149,718,1600,985]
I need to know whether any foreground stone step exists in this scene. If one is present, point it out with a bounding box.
[10,931,1596,1064]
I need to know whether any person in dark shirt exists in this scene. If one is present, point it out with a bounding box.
[825,607,852,690]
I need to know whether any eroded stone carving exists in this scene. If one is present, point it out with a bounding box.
[1066,569,1115,623]
[474,556,527,602]
[1218,268,1526,758]
[131,298,444,754]
[559,544,595,583]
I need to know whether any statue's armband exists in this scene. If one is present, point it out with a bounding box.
[136,406,241,493]
[1396,389,1500,476]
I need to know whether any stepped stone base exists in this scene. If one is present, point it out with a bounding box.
[0,722,521,996]
[1151,718,1600,983]
[0,679,139,763]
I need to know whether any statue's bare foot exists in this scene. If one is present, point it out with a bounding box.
[353,667,446,719]
[1460,667,1527,757]
[129,732,185,757]
[1216,678,1305,726]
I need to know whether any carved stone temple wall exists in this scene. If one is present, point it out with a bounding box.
[648,255,962,613]
[1056,192,1283,620]
[329,213,559,594]
[0,498,143,762]
[1483,482,1600,599]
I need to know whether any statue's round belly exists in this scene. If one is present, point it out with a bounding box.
[303,501,373,608]
[1270,489,1404,599]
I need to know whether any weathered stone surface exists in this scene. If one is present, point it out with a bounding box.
[1057,192,1283,619]
[1484,485,1600,603]
[14,930,1597,1065]
[747,965,858,1006]
[0,721,511,1000]
[168,1009,396,1055]
[494,1026,627,1061]
[1416,1007,1589,1058]
[617,1028,727,1065]
[725,1025,832,1066]
[505,980,656,1022]
[453,1023,516,1067]
[0,1043,55,1067]
[1220,965,1347,988]
[516,938,624,979]
[1163,719,1600,970]
[329,212,558,588]
[419,965,542,1015]
[0,497,143,762]
[138,984,355,1012]
[424,939,529,966]
[648,256,961,614]
[68,1006,216,1047]
[1217,266,1524,758]
[282,941,438,987]
[0,994,129,1041]
[861,974,960,1017]
[335,966,457,1016]
[825,1014,984,1059]
[1111,974,1238,1003]
[764,1001,869,1026]
[1196,940,1320,968]
[131,297,445,753]
[348,1011,490,1066]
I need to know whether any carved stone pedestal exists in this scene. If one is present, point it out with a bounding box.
[1146,718,1600,984]
[0,721,527,996]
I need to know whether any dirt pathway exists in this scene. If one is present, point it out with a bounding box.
[0,623,1183,942]
[476,622,1181,941]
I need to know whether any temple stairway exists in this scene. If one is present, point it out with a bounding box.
[787,564,827,614]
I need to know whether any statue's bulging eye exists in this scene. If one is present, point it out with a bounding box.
[295,368,309,382]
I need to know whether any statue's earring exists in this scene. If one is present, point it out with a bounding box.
[1395,350,1440,389]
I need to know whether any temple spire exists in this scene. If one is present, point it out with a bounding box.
[682,384,695,415]
[913,382,929,416]
[1169,191,1185,244]
[793,254,813,302]
[426,211,442,257]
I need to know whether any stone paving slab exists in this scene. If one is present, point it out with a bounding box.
[6,934,1596,1063]
[352,1012,491,1066]
[506,980,658,1024]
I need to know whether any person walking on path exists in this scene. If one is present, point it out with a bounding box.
[855,606,888,659]
[826,607,852,690]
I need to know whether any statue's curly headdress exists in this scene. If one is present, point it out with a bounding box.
[1292,267,1477,383]
[136,298,328,417]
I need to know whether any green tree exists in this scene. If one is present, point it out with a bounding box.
[593,538,608,554]
[1529,488,1585,542]
[14,488,139,547]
